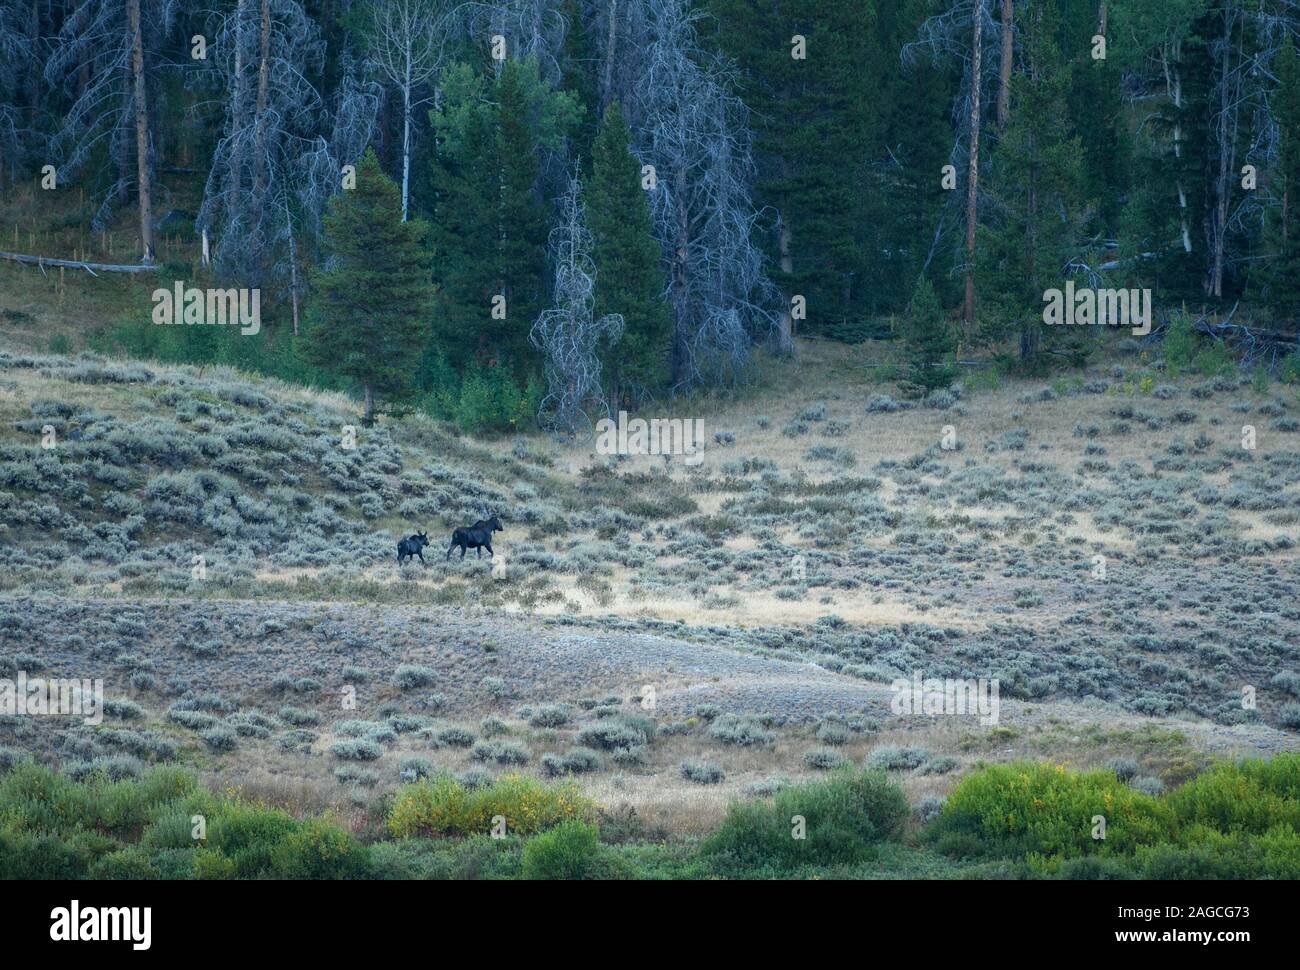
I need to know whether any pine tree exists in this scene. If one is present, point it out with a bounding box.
[1129,7,1216,301]
[427,58,579,379]
[708,0,879,342]
[878,0,955,309]
[303,149,433,423]
[495,59,554,373]
[587,102,672,405]
[977,0,1092,366]
[1252,37,1300,325]
[560,0,600,171]
[901,277,956,392]
[427,64,498,362]
[1064,0,1129,239]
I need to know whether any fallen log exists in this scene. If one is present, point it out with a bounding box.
[0,250,156,274]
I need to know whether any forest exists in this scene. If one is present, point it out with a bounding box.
[4,0,1300,430]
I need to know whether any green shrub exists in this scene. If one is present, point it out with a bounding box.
[1164,755,1300,834]
[0,828,96,878]
[931,762,1175,861]
[205,800,299,877]
[1162,311,1197,377]
[702,770,909,875]
[367,835,525,880]
[452,368,541,435]
[1279,351,1300,384]
[1135,826,1300,880]
[89,846,158,879]
[1053,855,1139,880]
[521,819,600,880]
[270,818,371,879]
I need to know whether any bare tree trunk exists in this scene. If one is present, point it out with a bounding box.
[1163,42,1193,254]
[287,218,301,335]
[1209,6,1240,299]
[401,59,412,220]
[602,0,619,113]
[1098,0,1107,37]
[775,154,795,354]
[253,0,271,198]
[671,166,690,385]
[127,0,154,262]
[998,0,1012,130]
[1021,140,1039,361]
[777,219,795,353]
[363,384,374,424]
[963,0,983,330]
[231,0,249,204]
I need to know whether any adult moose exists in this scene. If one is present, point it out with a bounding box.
[446,515,503,560]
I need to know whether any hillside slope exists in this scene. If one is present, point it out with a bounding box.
[2,340,1300,820]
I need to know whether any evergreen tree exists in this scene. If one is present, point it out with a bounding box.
[901,277,956,392]
[560,0,600,170]
[1251,38,1300,324]
[303,149,434,423]
[496,59,555,370]
[1063,0,1130,239]
[427,58,580,380]
[878,0,956,310]
[977,0,1093,367]
[587,102,672,405]
[708,0,880,342]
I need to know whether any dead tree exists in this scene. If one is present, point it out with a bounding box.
[0,0,38,188]
[197,1,323,286]
[369,0,454,221]
[904,0,1003,332]
[45,0,165,260]
[627,0,775,390]
[127,0,153,261]
[456,1,567,83]
[530,176,623,435]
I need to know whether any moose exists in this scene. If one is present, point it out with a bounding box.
[447,515,503,560]
[396,531,429,564]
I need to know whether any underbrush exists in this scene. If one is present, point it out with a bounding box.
[5,746,1300,880]
[927,754,1300,878]
[386,772,595,838]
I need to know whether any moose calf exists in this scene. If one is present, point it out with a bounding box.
[397,531,429,564]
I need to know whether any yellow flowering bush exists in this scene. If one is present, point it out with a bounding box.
[389,773,596,839]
